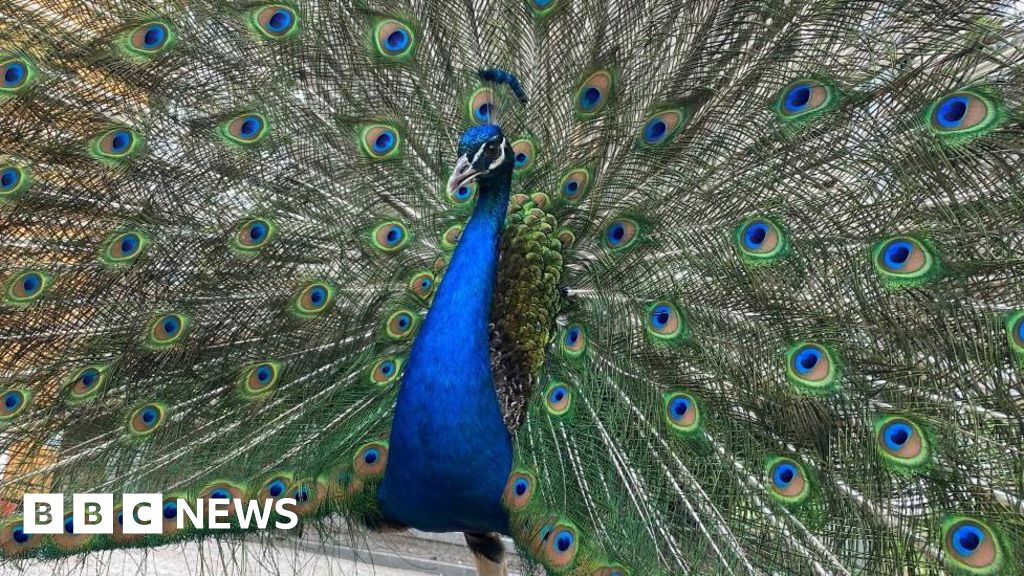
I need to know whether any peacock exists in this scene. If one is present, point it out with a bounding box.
[1,0,1023,574]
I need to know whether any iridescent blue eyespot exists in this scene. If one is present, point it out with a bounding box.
[210,488,230,499]
[793,347,821,374]
[883,240,913,269]
[576,70,613,116]
[604,219,638,250]
[252,5,299,39]
[363,448,380,465]
[743,222,769,249]
[162,501,177,519]
[784,83,811,113]
[12,525,28,544]
[3,62,25,87]
[268,479,286,497]
[1,167,20,190]
[773,462,796,487]
[951,524,984,557]
[935,95,969,129]
[63,516,74,534]
[883,421,911,450]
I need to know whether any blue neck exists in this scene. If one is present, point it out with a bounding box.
[378,175,513,534]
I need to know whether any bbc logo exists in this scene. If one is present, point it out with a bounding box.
[22,494,299,534]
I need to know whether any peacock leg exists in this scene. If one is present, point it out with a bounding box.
[464,532,508,576]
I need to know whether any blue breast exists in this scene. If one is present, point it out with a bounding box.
[378,187,513,533]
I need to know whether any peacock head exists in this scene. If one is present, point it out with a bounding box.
[447,125,514,195]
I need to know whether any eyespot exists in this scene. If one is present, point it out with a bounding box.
[511,139,536,172]
[129,402,166,436]
[928,91,1000,140]
[560,324,586,356]
[766,457,810,505]
[872,236,939,288]
[92,128,141,161]
[604,218,638,250]
[408,271,435,299]
[69,365,107,401]
[449,180,477,205]
[557,229,576,250]
[0,389,29,421]
[502,470,536,510]
[258,474,292,501]
[53,511,91,551]
[576,70,613,116]
[543,522,578,569]
[251,5,299,39]
[735,218,787,263]
[527,0,559,16]
[786,342,839,394]
[943,517,1003,574]
[125,22,173,55]
[220,114,267,145]
[234,218,273,251]
[593,566,629,576]
[370,357,402,385]
[101,231,147,264]
[292,282,333,317]
[354,441,388,477]
[1,518,41,556]
[5,270,52,304]
[875,416,929,469]
[371,221,408,252]
[240,361,282,398]
[200,481,245,517]
[775,78,837,121]
[558,169,590,202]
[0,163,30,199]
[468,87,496,124]
[360,124,400,159]
[663,392,700,434]
[442,224,462,249]
[0,57,33,95]
[386,309,418,339]
[373,19,415,60]
[640,109,686,146]
[543,382,571,416]
[1006,311,1024,367]
[147,313,189,347]
[646,302,683,340]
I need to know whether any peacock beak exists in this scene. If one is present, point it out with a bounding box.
[447,154,482,195]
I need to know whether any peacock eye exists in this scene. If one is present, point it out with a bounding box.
[483,142,500,159]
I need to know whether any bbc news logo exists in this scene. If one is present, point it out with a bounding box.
[22,494,300,534]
